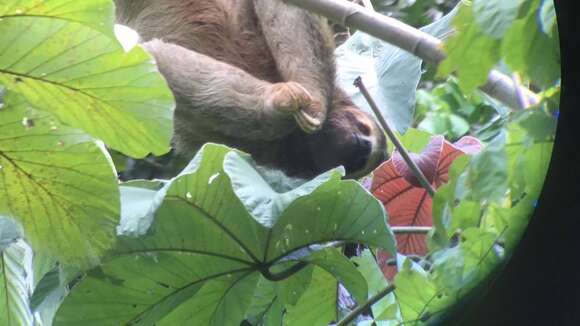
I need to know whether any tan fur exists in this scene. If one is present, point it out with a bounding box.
[114,0,387,178]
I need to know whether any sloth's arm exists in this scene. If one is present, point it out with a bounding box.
[253,0,337,127]
[142,39,316,141]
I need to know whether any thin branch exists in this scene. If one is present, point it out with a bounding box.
[354,77,436,197]
[391,226,432,234]
[285,0,540,110]
[336,284,397,326]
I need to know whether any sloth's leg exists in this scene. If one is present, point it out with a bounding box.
[253,0,337,129]
[142,39,317,141]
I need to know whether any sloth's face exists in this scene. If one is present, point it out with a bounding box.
[305,107,388,179]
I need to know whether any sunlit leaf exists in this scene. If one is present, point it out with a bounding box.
[0,240,34,326]
[0,94,119,265]
[472,0,524,38]
[438,6,501,92]
[0,10,174,157]
[502,0,560,87]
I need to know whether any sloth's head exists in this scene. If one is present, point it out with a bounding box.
[283,102,388,179]
[305,106,388,179]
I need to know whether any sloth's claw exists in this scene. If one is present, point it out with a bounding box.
[266,82,323,133]
[294,110,321,134]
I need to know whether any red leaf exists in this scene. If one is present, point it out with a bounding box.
[371,136,482,280]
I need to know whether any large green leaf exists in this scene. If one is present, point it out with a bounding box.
[284,267,338,326]
[0,93,119,265]
[0,239,34,326]
[0,4,174,157]
[501,0,560,88]
[352,249,401,325]
[55,144,395,325]
[335,6,458,134]
[393,259,446,323]
[0,0,114,36]
[466,132,508,202]
[438,5,501,93]
[472,0,524,38]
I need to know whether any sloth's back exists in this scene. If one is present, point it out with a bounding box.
[115,0,282,83]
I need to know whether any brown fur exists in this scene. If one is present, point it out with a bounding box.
[114,0,387,178]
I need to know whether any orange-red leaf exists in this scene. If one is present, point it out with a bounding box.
[371,136,482,279]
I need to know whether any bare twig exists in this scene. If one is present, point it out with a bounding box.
[285,0,540,110]
[354,77,436,197]
[392,226,433,234]
[336,284,397,326]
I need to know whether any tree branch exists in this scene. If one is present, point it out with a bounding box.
[285,0,539,110]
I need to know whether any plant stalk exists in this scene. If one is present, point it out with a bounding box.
[336,284,397,326]
[354,77,436,197]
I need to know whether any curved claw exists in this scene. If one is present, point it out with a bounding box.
[294,110,321,134]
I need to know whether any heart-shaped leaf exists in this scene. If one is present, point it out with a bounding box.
[55,144,395,325]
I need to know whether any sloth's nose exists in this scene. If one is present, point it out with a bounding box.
[348,135,372,173]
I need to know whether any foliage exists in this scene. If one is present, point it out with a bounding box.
[372,136,482,279]
[0,0,559,326]
[438,0,560,92]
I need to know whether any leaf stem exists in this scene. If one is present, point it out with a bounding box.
[354,77,436,197]
[336,284,397,326]
[260,261,309,282]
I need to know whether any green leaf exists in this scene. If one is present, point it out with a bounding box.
[117,180,166,237]
[284,267,338,326]
[224,152,344,228]
[431,228,500,297]
[466,132,508,202]
[393,258,444,323]
[473,0,524,38]
[30,268,66,326]
[245,277,284,326]
[450,201,481,234]
[0,94,119,265]
[274,264,313,306]
[0,217,22,251]
[438,6,500,93]
[352,249,401,324]
[158,272,260,326]
[0,11,174,157]
[0,0,115,37]
[502,0,560,87]
[398,128,433,153]
[304,248,367,305]
[55,144,394,325]
[539,0,557,36]
[0,240,34,326]
[335,6,458,133]
[516,109,557,141]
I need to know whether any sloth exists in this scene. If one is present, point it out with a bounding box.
[114,0,387,179]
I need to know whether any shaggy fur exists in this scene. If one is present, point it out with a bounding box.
[114,0,387,178]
